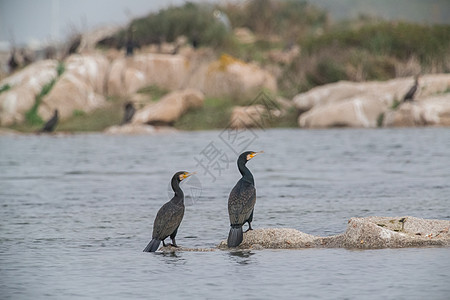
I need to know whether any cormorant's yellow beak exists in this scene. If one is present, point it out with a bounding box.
[247,151,264,160]
[180,171,196,181]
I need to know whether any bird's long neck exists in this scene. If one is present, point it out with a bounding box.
[238,159,254,185]
[171,177,184,205]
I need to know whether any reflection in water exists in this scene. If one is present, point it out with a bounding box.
[228,250,255,265]
[155,251,187,266]
[1,129,449,299]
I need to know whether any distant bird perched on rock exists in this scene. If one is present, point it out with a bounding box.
[121,102,135,125]
[403,75,420,102]
[143,171,196,252]
[41,109,59,133]
[125,26,136,57]
[227,151,263,248]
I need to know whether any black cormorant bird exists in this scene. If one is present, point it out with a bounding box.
[227,151,263,248]
[8,49,19,72]
[403,75,419,102]
[125,26,136,57]
[143,171,196,252]
[41,109,59,133]
[121,102,135,125]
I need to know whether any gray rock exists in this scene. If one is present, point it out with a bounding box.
[383,95,450,127]
[319,216,450,249]
[104,124,178,135]
[293,74,450,128]
[217,216,449,250]
[217,228,317,249]
[145,216,449,252]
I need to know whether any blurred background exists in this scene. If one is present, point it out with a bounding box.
[1,0,450,132]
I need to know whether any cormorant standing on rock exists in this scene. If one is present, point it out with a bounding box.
[125,26,136,57]
[8,49,19,73]
[227,151,263,248]
[403,75,419,102]
[121,102,135,125]
[143,171,196,252]
[41,109,59,133]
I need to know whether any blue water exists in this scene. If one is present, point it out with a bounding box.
[1,128,449,299]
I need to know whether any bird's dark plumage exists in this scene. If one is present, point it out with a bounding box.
[227,151,262,247]
[41,109,59,132]
[403,75,419,102]
[121,102,135,125]
[143,171,195,252]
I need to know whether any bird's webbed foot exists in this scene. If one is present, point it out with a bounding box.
[245,223,253,232]
[170,238,179,247]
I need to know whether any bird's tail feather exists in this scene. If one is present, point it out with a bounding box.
[227,225,243,247]
[143,238,161,252]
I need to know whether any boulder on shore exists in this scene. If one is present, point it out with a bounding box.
[293,74,450,128]
[299,95,387,128]
[0,60,58,126]
[383,94,450,127]
[38,54,110,121]
[188,54,277,99]
[104,124,178,135]
[107,53,190,97]
[132,88,204,125]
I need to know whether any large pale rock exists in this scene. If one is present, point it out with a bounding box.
[216,216,449,250]
[132,89,204,125]
[0,60,58,125]
[188,54,277,99]
[320,217,450,249]
[107,53,190,97]
[299,95,388,128]
[229,98,292,129]
[38,54,110,121]
[383,94,450,127]
[104,124,178,135]
[294,74,450,128]
[218,228,317,249]
[230,105,268,129]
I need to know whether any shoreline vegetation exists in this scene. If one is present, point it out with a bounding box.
[1,0,450,133]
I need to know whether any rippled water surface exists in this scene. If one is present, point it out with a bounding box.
[1,128,449,299]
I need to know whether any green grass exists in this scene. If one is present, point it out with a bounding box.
[391,99,401,110]
[303,22,450,62]
[0,83,11,94]
[24,79,57,126]
[57,62,66,76]
[57,99,123,132]
[100,2,231,49]
[137,84,169,101]
[174,95,298,130]
[174,97,233,130]
[271,107,299,128]
[377,113,385,127]
[72,110,86,117]
[22,62,66,127]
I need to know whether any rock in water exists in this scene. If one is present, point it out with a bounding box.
[217,216,450,250]
[218,228,317,249]
[319,216,450,249]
